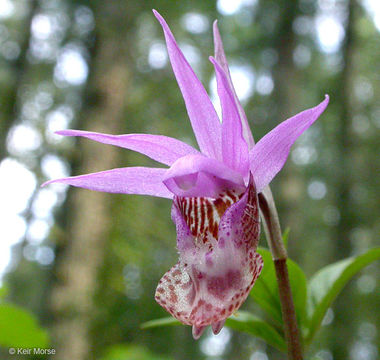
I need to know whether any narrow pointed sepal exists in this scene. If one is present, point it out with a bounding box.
[42,167,173,198]
[213,20,254,149]
[153,10,222,160]
[211,319,225,335]
[192,325,206,340]
[250,95,329,192]
[210,57,249,176]
[55,130,199,166]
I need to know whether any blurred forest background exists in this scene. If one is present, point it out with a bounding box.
[0,0,379,359]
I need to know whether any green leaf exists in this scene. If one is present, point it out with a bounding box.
[101,344,173,360]
[0,285,8,299]
[251,249,282,325]
[140,317,181,329]
[0,303,49,348]
[141,312,286,352]
[251,248,307,328]
[305,247,380,345]
[282,228,290,249]
[226,311,286,352]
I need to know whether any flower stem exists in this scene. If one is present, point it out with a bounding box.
[273,258,303,360]
[258,187,303,360]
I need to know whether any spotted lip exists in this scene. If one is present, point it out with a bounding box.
[155,174,263,334]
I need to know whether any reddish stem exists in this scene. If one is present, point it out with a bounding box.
[259,188,303,360]
[274,258,303,360]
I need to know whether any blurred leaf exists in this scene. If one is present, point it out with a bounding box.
[282,228,290,249]
[305,247,380,345]
[101,344,173,360]
[0,284,8,299]
[141,317,181,329]
[251,248,307,328]
[0,303,49,348]
[251,249,282,324]
[287,258,308,327]
[226,311,286,352]
[141,311,286,352]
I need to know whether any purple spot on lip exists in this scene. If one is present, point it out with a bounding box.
[205,252,213,267]
[206,269,242,300]
[218,237,225,248]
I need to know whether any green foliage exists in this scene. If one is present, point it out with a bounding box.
[100,344,173,360]
[282,228,290,249]
[0,285,8,299]
[141,311,286,352]
[252,248,307,328]
[0,303,49,348]
[226,311,286,352]
[141,317,181,329]
[252,247,380,348]
[304,247,380,345]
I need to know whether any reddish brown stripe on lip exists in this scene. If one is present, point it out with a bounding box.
[213,197,227,218]
[177,189,244,245]
[188,197,193,229]
[199,198,205,235]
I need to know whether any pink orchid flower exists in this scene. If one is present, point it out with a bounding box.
[43,10,329,339]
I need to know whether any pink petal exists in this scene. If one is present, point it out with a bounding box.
[211,320,225,335]
[192,325,206,340]
[163,154,245,198]
[218,173,260,251]
[56,130,199,166]
[210,57,249,176]
[155,175,263,332]
[42,167,173,198]
[249,95,329,192]
[153,10,222,160]
[213,21,254,149]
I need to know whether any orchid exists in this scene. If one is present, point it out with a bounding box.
[43,10,329,339]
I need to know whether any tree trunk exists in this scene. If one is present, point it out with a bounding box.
[49,3,135,359]
[333,0,356,259]
[330,1,356,358]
